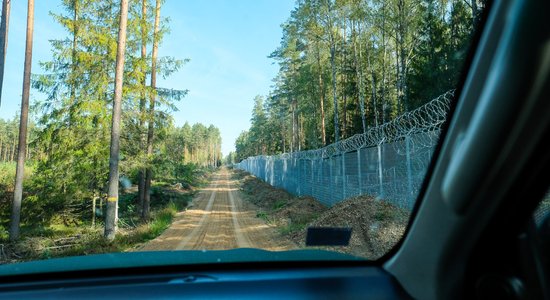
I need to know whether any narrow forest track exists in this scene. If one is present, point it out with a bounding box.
[138,168,296,251]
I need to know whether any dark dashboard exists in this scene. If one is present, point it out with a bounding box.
[0,250,410,299]
[0,266,409,299]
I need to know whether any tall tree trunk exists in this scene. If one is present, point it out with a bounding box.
[0,0,10,107]
[395,0,410,113]
[341,24,347,138]
[381,1,387,125]
[138,0,147,215]
[142,0,161,221]
[299,113,304,151]
[324,1,339,143]
[470,0,478,27]
[291,98,297,152]
[104,0,129,241]
[70,0,77,103]
[9,0,33,241]
[68,0,78,125]
[10,136,14,161]
[330,44,339,143]
[368,48,378,127]
[353,21,367,134]
[316,43,326,146]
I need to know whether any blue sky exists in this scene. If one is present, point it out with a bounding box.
[0,0,295,156]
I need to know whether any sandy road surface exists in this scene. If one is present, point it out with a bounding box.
[138,168,295,251]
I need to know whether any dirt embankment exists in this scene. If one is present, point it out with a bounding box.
[234,169,410,260]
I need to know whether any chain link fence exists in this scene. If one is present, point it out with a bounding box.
[235,91,454,210]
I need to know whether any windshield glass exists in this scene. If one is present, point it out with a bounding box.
[0,0,485,266]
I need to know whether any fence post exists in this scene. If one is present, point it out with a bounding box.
[342,153,346,200]
[270,157,274,185]
[357,149,362,195]
[329,156,334,206]
[320,158,324,204]
[294,158,302,196]
[377,142,384,198]
[264,157,267,182]
[405,135,413,203]
[311,159,315,197]
[282,157,286,188]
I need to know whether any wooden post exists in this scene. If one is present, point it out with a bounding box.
[92,196,97,227]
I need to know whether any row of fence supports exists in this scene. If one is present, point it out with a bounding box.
[236,136,423,209]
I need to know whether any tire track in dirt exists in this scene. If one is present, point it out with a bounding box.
[227,180,252,248]
[138,168,296,251]
[173,178,218,250]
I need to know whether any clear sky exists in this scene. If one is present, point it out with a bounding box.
[0,0,296,156]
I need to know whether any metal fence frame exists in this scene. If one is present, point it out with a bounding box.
[236,91,454,209]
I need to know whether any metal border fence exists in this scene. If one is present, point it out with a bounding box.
[236,91,454,209]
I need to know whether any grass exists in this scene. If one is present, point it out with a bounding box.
[273,200,287,211]
[0,167,216,264]
[0,186,192,264]
[3,208,178,262]
[279,222,308,235]
[149,203,178,237]
[256,211,270,223]
[0,162,35,187]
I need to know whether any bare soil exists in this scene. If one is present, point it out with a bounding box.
[141,168,410,260]
[138,168,296,251]
[235,169,410,260]
[290,195,410,259]
[235,170,328,231]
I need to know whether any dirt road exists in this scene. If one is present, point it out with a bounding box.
[138,168,295,251]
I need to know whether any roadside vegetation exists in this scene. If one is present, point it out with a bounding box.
[0,161,211,264]
[0,0,223,245]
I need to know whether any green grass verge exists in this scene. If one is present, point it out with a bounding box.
[1,188,192,263]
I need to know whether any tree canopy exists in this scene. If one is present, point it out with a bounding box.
[236,0,483,160]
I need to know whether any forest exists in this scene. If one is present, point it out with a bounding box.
[0,0,485,258]
[235,0,484,162]
[0,0,221,247]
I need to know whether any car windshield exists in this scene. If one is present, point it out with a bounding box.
[0,0,485,267]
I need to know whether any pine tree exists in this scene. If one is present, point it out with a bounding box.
[0,0,10,106]
[142,0,161,220]
[10,0,34,241]
[235,0,479,161]
[104,0,129,241]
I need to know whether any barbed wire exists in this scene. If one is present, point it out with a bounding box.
[243,90,454,161]
[236,91,455,208]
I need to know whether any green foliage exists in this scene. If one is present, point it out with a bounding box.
[1,186,192,262]
[0,162,16,187]
[0,162,36,227]
[149,203,177,237]
[279,222,308,236]
[235,0,481,161]
[12,0,196,229]
[153,123,222,185]
[273,200,287,211]
[256,211,269,223]
[0,0,220,245]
